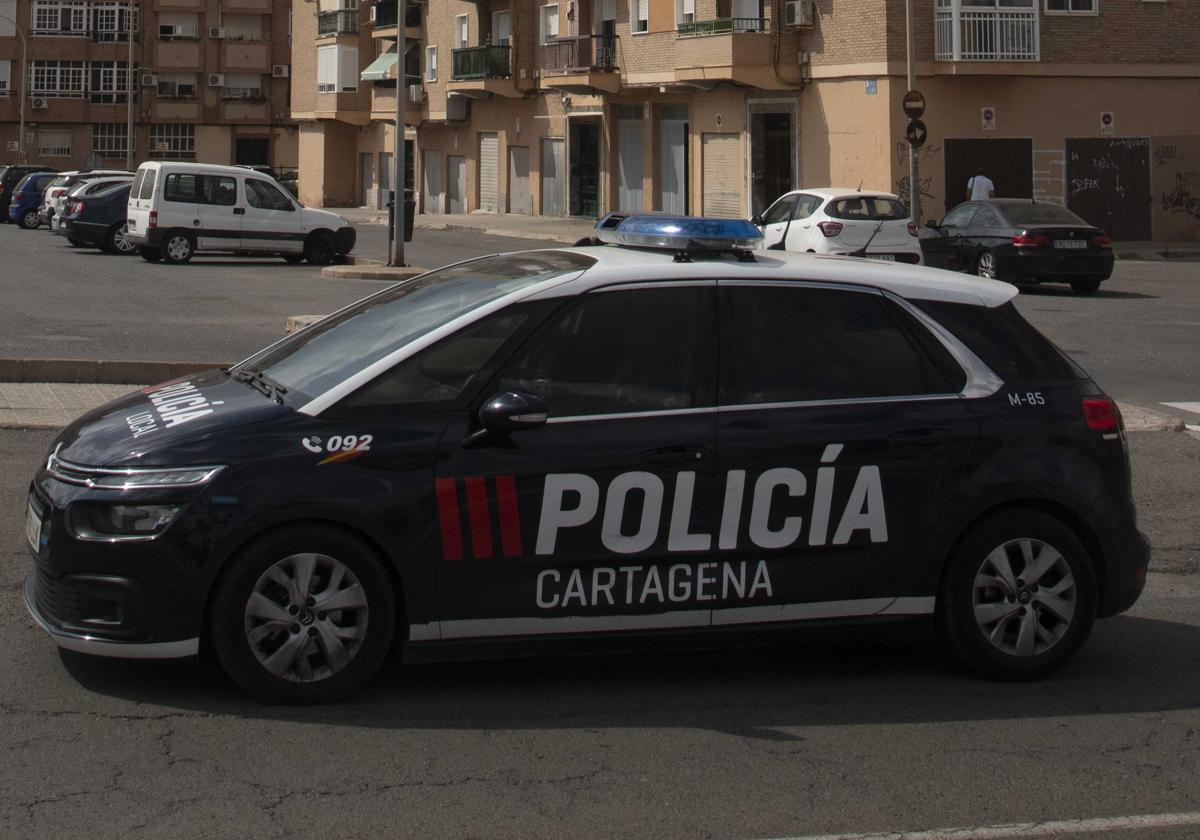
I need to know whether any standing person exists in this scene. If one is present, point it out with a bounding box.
[968,167,996,200]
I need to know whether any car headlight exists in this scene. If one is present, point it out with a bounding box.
[88,467,223,490]
[89,504,183,535]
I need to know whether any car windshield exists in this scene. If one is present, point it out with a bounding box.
[1002,203,1087,226]
[239,251,595,403]
[827,196,909,221]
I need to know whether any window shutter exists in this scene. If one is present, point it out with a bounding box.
[683,0,694,14]
[338,46,358,91]
[638,0,648,22]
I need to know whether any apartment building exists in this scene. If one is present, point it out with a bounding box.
[0,0,298,172]
[292,0,1200,241]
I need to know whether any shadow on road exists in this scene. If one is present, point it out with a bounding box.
[1018,286,1158,301]
[57,614,1200,737]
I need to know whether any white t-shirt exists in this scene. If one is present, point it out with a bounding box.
[968,175,995,200]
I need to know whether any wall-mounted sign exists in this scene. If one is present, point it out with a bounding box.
[981,106,996,131]
[866,79,878,95]
[1100,112,1115,136]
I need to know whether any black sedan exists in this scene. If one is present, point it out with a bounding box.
[919,199,1114,294]
[58,182,137,255]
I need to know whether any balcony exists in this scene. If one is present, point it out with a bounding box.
[539,35,619,94]
[369,82,424,126]
[318,9,359,37]
[448,44,519,98]
[372,1,421,32]
[673,19,774,89]
[935,4,1039,62]
[676,17,769,37]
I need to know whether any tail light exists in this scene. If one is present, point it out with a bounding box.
[0,185,6,195]
[1093,234,1112,249]
[817,221,843,237]
[12,191,22,201]
[72,201,85,214]
[1082,395,1123,442]
[148,210,158,228]
[1012,233,1049,248]
[907,221,920,236]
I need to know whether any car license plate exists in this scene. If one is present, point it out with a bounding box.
[25,503,43,552]
[865,254,895,262]
[1054,239,1087,249]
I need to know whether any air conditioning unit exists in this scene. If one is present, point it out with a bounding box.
[208,73,225,87]
[208,26,225,39]
[407,85,425,103]
[784,0,815,27]
[141,72,158,87]
[272,64,289,78]
[31,96,49,110]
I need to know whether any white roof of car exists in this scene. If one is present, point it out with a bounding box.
[532,245,1017,308]
[783,187,903,200]
[138,161,264,177]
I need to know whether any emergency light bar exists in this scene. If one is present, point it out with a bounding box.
[593,213,763,259]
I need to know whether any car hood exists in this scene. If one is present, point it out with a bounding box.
[301,206,348,228]
[53,368,292,467]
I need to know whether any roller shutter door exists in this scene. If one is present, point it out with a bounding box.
[702,132,741,218]
[479,132,499,212]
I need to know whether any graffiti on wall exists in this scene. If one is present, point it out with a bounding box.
[895,176,934,206]
[1163,172,1200,221]
[1153,137,1200,239]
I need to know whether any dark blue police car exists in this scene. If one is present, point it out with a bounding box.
[24,215,1149,702]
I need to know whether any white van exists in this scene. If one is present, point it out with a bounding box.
[126,161,355,265]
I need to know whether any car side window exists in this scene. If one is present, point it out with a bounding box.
[164,173,197,202]
[246,179,295,211]
[972,206,1001,227]
[793,194,823,220]
[941,205,977,228]
[762,196,796,226]
[719,285,955,405]
[497,287,715,418]
[200,176,237,206]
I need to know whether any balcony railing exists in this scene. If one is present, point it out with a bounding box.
[451,45,511,80]
[540,34,618,73]
[372,1,421,29]
[676,17,769,37]
[222,87,264,100]
[935,7,1038,61]
[318,9,359,36]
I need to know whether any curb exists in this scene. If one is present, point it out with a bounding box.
[320,265,427,281]
[413,221,582,245]
[1115,249,1200,262]
[1118,402,1186,433]
[0,358,227,385]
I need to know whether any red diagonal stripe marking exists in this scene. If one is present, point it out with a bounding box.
[435,478,463,561]
[465,477,493,560]
[494,475,523,558]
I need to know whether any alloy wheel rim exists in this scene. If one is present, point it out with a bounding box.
[972,537,1076,657]
[244,552,369,683]
[977,253,996,279]
[115,225,135,252]
[167,237,190,260]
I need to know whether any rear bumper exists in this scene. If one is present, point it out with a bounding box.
[127,227,165,248]
[59,219,108,244]
[1008,250,1115,283]
[1098,526,1151,618]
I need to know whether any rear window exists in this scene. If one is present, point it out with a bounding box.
[827,196,908,221]
[1001,203,1086,226]
[130,169,146,197]
[138,169,156,200]
[915,300,1075,383]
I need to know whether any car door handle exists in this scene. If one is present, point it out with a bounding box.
[233,207,245,215]
[639,445,707,464]
[888,428,949,449]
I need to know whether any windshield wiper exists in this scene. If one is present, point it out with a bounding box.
[231,367,289,404]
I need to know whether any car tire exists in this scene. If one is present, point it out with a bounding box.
[19,209,41,229]
[208,524,397,703]
[105,222,137,256]
[975,250,999,281]
[139,245,162,262]
[303,231,337,266]
[1070,279,1101,295]
[160,231,195,265]
[282,254,305,264]
[938,509,1097,681]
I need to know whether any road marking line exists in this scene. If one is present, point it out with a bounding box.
[1161,402,1200,415]
[759,811,1200,840]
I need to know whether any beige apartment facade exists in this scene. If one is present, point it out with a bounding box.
[293,0,1200,241]
[0,0,298,172]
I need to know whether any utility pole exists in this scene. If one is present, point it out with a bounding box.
[389,0,407,266]
[127,3,137,171]
[0,13,27,163]
[905,0,921,224]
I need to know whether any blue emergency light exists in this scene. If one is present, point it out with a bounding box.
[593,213,763,260]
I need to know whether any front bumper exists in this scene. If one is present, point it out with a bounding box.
[24,576,199,659]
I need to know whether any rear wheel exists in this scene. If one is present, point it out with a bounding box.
[139,245,162,262]
[107,222,137,255]
[19,209,40,229]
[975,250,999,280]
[939,509,1097,681]
[1070,278,1101,295]
[160,231,195,265]
[304,231,337,266]
[209,525,396,703]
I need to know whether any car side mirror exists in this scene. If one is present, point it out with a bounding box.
[750,214,764,226]
[479,390,548,432]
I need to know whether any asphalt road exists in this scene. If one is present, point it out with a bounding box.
[1,426,1198,838]
[0,219,564,364]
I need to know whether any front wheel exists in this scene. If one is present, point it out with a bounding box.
[160,231,195,264]
[139,245,162,262]
[939,509,1097,681]
[1070,278,1101,295]
[975,250,999,280]
[19,209,41,229]
[209,525,396,703]
[304,231,337,266]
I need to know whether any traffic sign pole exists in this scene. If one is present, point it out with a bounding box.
[905,0,921,225]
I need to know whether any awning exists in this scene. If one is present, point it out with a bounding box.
[360,50,398,82]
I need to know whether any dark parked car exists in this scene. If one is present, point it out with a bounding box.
[6,171,61,228]
[919,199,1114,294]
[58,182,137,254]
[0,165,58,222]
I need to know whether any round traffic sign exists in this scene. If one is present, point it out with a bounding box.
[906,118,927,148]
[902,90,926,119]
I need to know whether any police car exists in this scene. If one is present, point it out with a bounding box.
[24,214,1148,703]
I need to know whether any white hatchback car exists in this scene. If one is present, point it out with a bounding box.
[755,188,923,265]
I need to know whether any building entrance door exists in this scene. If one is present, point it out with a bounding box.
[360,152,375,208]
[617,105,644,212]
[509,146,531,214]
[378,152,392,211]
[235,137,269,166]
[944,138,1032,212]
[541,137,565,217]
[448,155,467,214]
[659,106,688,215]
[750,112,792,217]
[1066,137,1152,241]
[570,121,601,218]
[479,133,500,212]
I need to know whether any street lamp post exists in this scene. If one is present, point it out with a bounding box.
[390,0,407,267]
[127,3,137,171]
[0,13,28,163]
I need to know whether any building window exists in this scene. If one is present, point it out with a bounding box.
[317,44,357,92]
[223,14,264,41]
[1045,0,1096,12]
[38,128,72,157]
[425,45,437,82]
[92,123,130,157]
[455,14,467,48]
[676,0,694,25]
[157,72,197,98]
[0,60,10,96]
[630,0,647,33]
[90,3,138,42]
[88,61,133,103]
[158,12,199,38]
[541,4,559,43]
[150,123,195,160]
[31,0,87,35]
[30,60,86,97]
[492,11,511,45]
[222,72,263,99]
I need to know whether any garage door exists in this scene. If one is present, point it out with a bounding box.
[509,147,531,215]
[1066,137,1152,241]
[618,106,644,212]
[422,150,442,214]
[702,132,741,218]
[479,133,499,213]
[541,137,564,217]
